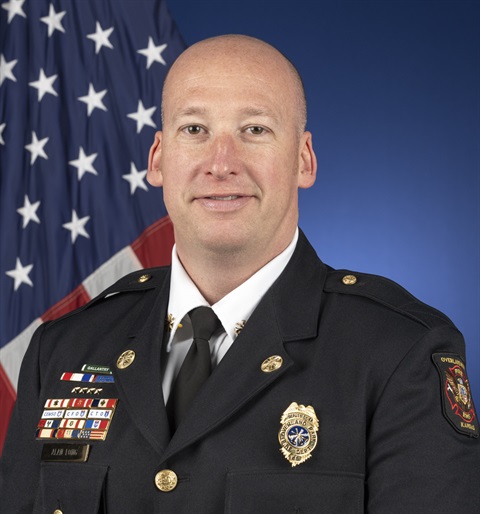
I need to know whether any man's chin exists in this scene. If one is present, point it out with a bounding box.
[200,235,250,256]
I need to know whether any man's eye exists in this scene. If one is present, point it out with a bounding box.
[247,126,265,135]
[185,125,202,135]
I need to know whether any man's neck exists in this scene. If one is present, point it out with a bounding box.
[175,241,291,305]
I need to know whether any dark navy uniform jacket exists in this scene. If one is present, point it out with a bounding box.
[1,231,479,513]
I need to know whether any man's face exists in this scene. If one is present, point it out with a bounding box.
[148,40,316,262]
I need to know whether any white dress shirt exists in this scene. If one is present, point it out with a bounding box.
[161,228,299,403]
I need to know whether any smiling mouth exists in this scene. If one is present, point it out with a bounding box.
[196,194,251,211]
[207,195,240,201]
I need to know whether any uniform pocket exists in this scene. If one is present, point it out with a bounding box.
[225,470,364,514]
[34,462,108,514]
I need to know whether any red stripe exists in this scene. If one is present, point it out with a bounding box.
[132,216,174,268]
[42,284,91,322]
[69,398,93,408]
[0,364,16,456]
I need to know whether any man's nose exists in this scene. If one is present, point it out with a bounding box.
[207,134,238,178]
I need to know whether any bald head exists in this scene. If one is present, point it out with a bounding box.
[161,35,307,136]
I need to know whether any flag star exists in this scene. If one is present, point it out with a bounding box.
[68,146,98,180]
[78,83,108,116]
[6,258,34,291]
[86,21,114,54]
[127,100,157,133]
[17,195,41,228]
[63,210,90,244]
[137,37,167,69]
[122,162,149,194]
[1,0,26,24]
[0,122,5,145]
[0,54,18,85]
[29,68,58,101]
[25,131,49,165]
[40,4,66,37]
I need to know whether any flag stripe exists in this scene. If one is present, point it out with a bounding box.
[132,215,175,268]
[0,364,16,449]
[41,286,91,323]
[82,246,142,299]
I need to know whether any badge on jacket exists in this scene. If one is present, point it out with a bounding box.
[278,402,319,466]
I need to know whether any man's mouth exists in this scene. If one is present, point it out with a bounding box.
[207,195,240,201]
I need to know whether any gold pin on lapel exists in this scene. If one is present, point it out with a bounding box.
[278,402,319,467]
[166,314,182,331]
[261,355,283,373]
[116,350,135,369]
[137,274,152,283]
[166,314,175,331]
[234,320,246,335]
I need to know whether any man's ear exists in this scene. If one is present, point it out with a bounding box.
[147,131,163,187]
[297,131,317,189]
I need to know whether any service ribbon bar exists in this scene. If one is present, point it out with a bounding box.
[60,372,115,384]
[36,398,118,441]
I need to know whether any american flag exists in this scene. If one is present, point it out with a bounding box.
[0,0,185,452]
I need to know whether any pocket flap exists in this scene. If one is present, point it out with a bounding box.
[226,471,364,514]
[35,462,108,514]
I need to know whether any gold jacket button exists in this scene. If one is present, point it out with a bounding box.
[116,350,136,369]
[342,274,357,285]
[261,355,283,373]
[137,273,152,283]
[54,510,63,514]
[155,469,178,492]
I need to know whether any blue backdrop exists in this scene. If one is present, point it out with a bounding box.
[167,0,480,400]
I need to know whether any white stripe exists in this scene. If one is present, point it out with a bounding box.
[0,318,43,391]
[82,245,142,299]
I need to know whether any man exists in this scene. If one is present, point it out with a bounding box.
[1,35,479,513]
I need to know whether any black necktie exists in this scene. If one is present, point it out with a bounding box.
[168,306,221,431]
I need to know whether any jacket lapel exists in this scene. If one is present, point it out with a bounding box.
[111,273,171,456]
[161,232,328,462]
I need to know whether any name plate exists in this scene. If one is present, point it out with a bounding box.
[41,443,90,462]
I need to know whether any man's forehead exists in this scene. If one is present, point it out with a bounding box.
[164,67,289,115]
[168,58,285,89]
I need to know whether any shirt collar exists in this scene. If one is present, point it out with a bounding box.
[166,228,299,347]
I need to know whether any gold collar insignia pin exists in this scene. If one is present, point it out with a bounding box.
[278,402,319,467]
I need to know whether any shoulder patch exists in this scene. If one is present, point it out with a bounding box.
[432,353,478,438]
